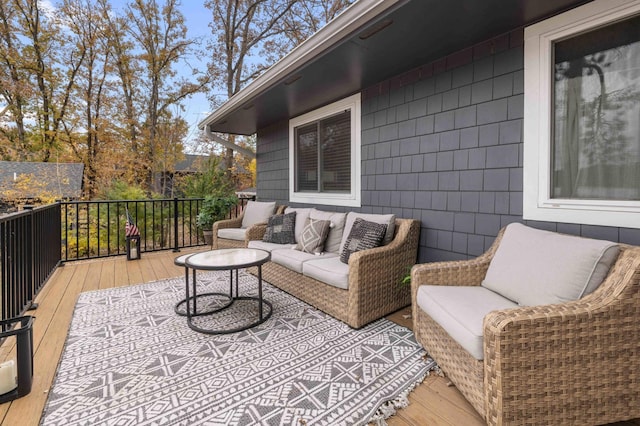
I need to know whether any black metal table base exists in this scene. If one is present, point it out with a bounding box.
[186,297,273,335]
[179,260,271,335]
[174,293,233,317]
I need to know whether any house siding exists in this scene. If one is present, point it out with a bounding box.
[256,29,640,263]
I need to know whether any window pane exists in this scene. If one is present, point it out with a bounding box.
[295,123,318,191]
[320,111,351,192]
[552,15,640,200]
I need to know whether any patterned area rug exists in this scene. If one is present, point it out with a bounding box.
[41,271,435,426]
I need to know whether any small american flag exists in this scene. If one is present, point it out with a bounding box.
[125,208,140,237]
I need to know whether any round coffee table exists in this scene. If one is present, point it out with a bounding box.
[173,253,233,317]
[182,248,272,334]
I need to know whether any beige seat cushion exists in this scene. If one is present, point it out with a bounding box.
[241,201,276,229]
[339,212,396,253]
[247,240,295,252]
[309,209,347,254]
[417,285,518,360]
[217,228,247,241]
[482,223,620,306]
[272,249,337,274]
[302,257,349,290]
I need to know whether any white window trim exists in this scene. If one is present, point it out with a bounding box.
[288,93,361,207]
[523,0,640,229]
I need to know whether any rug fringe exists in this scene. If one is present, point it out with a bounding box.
[367,356,437,426]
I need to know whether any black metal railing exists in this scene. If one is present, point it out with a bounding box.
[60,196,254,262]
[0,204,61,321]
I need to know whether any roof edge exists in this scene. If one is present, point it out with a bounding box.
[198,0,406,133]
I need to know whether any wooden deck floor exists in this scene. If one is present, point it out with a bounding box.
[0,249,637,426]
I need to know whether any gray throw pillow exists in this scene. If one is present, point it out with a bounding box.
[263,212,296,244]
[296,218,331,254]
[340,218,387,264]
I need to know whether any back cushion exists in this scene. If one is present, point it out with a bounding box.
[482,223,619,306]
[241,201,276,229]
[309,209,347,253]
[284,207,313,243]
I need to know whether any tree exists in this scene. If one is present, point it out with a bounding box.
[15,0,85,162]
[204,0,299,174]
[204,0,352,175]
[59,0,114,197]
[0,1,31,159]
[126,0,208,191]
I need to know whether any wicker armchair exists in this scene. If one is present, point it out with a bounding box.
[212,204,286,249]
[411,227,640,425]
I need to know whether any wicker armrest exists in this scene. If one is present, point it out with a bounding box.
[245,223,267,242]
[482,245,640,424]
[346,218,420,327]
[212,215,244,232]
[410,228,505,302]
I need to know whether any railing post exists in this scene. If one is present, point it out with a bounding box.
[22,206,36,311]
[173,197,180,253]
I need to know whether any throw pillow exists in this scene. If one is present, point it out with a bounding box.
[263,212,296,244]
[340,218,387,264]
[296,218,331,254]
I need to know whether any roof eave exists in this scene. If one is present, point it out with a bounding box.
[197,0,406,134]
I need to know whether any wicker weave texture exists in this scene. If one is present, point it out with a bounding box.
[412,227,640,425]
[249,218,420,329]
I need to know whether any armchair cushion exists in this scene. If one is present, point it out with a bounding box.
[482,223,619,306]
[241,201,276,229]
[217,227,247,241]
[416,285,517,360]
[263,212,296,244]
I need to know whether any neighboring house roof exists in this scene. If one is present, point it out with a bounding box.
[0,161,84,199]
[163,154,250,176]
[174,154,209,173]
[199,0,591,136]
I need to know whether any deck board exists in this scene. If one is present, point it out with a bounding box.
[0,249,638,426]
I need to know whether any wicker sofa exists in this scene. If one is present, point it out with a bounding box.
[411,223,640,425]
[244,208,420,329]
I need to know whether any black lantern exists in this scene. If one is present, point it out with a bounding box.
[126,235,141,260]
[125,208,141,260]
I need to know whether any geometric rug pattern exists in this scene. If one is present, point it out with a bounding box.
[40,270,435,426]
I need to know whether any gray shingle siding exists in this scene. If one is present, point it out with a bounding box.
[256,28,640,262]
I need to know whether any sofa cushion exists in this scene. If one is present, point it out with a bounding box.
[284,207,313,243]
[217,227,246,241]
[272,249,338,274]
[263,212,296,244]
[340,218,387,264]
[241,201,276,229]
[296,218,331,254]
[482,223,620,306]
[248,240,295,252]
[303,257,349,290]
[339,212,396,253]
[417,285,518,360]
[309,209,347,253]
